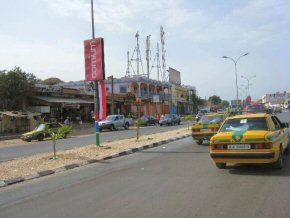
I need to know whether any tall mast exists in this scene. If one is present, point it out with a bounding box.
[160,26,167,82]
[146,34,151,79]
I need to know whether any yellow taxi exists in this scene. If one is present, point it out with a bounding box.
[192,112,227,145]
[210,113,290,169]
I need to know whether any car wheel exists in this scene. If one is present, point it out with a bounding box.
[216,163,226,169]
[26,138,32,142]
[273,147,283,169]
[110,124,115,131]
[124,122,129,130]
[178,121,181,125]
[160,124,162,126]
[37,134,44,141]
[196,139,203,145]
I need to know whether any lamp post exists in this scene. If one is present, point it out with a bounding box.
[241,75,256,97]
[222,53,249,108]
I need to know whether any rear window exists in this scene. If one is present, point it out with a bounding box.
[220,117,268,132]
[200,115,223,124]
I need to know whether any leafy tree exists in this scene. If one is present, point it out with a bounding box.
[49,124,75,160]
[191,92,203,114]
[42,77,64,85]
[0,66,38,111]
[208,95,222,106]
[220,100,230,108]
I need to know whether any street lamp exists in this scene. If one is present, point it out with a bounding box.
[241,75,256,97]
[222,53,249,108]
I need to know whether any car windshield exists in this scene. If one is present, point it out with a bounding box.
[200,115,223,124]
[220,117,268,132]
[35,124,45,131]
[106,116,116,121]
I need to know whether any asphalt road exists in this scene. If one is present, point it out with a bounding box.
[0,122,191,162]
[1,137,290,218]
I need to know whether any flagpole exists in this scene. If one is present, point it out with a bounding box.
[91,0,100,146]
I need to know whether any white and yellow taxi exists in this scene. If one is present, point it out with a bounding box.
[192,113,227,145]
[210,113,290,169]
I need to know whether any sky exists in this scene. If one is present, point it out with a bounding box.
[0,0,289,101]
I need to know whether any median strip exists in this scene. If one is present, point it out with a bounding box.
[0,128,191,188]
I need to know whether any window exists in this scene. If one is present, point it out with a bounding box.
[119,86,127,93]
[220,117,268,132]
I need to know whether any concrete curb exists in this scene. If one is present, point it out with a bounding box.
[0,133,191,188]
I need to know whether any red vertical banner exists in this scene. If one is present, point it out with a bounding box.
[84,38,105,81]
[98,80,107,120]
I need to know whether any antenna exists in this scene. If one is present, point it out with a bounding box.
[150,42,161,81]
[146,34,151,79]
[125,50,131,77]
[160,26,167,82]
[130,32,144,76]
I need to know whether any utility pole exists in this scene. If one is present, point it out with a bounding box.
[90,0,100,146]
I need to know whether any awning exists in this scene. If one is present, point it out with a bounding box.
[33,96,94,104]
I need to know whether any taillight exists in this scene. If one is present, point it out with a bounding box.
[251,142,272,149]
[212,144,226,150]
[264,142,273,149]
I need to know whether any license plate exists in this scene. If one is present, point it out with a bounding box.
[200,129,211,132]
[228,144,251,150]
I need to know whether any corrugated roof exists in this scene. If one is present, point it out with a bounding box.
[33,96,93,104]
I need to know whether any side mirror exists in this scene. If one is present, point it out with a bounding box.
[281,123,289,128]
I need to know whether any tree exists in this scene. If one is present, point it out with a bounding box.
[49,124,74,160]
[208,95,222,106]
[0,67,38,111]
[42,77,64,85]
[191,93,203,113]
[221,100,230,108]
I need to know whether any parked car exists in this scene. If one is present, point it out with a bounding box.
[98,115,133,131]
[159,114,181,126]
[140,115,158,126]
[195,109,210,121]
[192,112,227,145]
[21,122,70,142]
[210,113,290,169]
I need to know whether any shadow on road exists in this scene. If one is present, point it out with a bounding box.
[228,158,290,177]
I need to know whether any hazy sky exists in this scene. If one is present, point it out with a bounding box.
[0,0,289,101]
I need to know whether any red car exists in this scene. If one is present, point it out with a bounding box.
[244,104,266,114]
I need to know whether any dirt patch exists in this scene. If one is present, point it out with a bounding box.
[0,128,190,180]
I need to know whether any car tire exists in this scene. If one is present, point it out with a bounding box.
[178,121,181,125]
[216,163,226,169]
[196,139,203,145]
[37,134,44,141]
[110,124,115,131]
[26,138,32,142]
[273,147,283,169]
[124,122,129,130]
[160,124,162,126]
